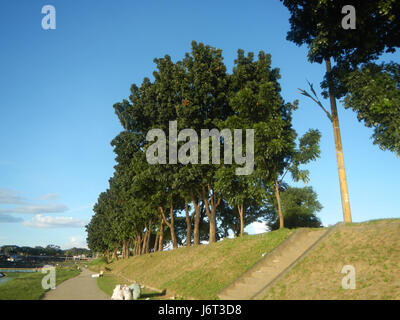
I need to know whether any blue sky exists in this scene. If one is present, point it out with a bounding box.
[0,0,399,248]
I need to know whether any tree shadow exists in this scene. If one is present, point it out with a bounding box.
[140,289,167,300]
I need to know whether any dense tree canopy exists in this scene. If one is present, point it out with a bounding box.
[86,42,323,259]
[281,0,400,154]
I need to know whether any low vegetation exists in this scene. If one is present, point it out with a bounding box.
[104,228,294,299]
[0,266,80,300]
[264,219,400,300]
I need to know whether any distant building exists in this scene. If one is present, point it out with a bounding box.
[72,254,87,261]
[7,255,23,262]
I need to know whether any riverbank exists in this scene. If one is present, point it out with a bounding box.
[0,266,80,300]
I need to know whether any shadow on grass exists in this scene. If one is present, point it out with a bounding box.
[140,289,167,300]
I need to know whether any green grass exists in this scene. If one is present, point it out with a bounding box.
[0,267,80,300]
[263,219,400,300]
[88,256,109,273]
[96,272,165,300]
[107,228,294,299]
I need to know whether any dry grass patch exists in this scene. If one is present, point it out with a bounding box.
[264,219,400,300]
[106,228,294,299]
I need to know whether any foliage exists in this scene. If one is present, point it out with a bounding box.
[87,41,322,257]
[342,62,400,155]
[265,186,323,230]
[281,0,400,154]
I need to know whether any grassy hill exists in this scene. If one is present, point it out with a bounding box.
[264,219,400,300]
[99,228,294,299]
[94,219,400,300]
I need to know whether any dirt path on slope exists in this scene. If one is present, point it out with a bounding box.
[43,268,109,300]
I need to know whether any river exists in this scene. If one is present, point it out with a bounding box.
[0,269,38,285]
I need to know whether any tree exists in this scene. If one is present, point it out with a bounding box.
[222,49,301,231]
[90,41,323,252]
[283,0,400,156]
[265,186,323,230]
[282,1,400,222]
[281,0,363,223]
[273,128,321,228]
[342,62,400,155]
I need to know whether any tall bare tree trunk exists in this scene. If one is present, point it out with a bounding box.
[136,233,142,256]
[238,202,245,236]
[133,240,136,256]
[122,240,126,259]
[275,179,284,229]
[154,233,159,252]
[141,226,149,255]
[134,237,138,256]
[112,244,118,261]
[158,218,164,251]
[325,58,352,223]
[141,232,146,255]
[191,189,201,246]
[145,220,152,254]
[202,186,221,244]
[159,204,178,249]
[185,201,192,247]
[169,203,178,249]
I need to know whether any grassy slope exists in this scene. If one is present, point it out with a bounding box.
[264,219,400,300]
[106,228,294,299]
[0,267,80,300]
[88,256,109,273]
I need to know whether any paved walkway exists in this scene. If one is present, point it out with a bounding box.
[43,268,110,300]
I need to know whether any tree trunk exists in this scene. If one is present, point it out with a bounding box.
[133,238,138,256]
[185,201,192,247]
[159,204,178,249]
[191,189,201,246]
[158,218,164,251]
[325,58,352,223]
[145,221,152,254]
[238,202,245,237]
[112,244,118,261]
[105,249,110,263]
[126,239,130,258]
[202,185,221,244]
[275,179,284,229]
[137,233,142,256]
[141,227,149,255]
[169,203,178,249]
[122,240,126,259]
[132,238,136,256]
[154,233,159,252]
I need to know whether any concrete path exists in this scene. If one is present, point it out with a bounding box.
[43,268,110,300]
[219,225,340,300]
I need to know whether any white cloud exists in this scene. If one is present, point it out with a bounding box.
[0,188,27,204]
[39,193,60,201]
[0,203,68,214]
[62,235,88,249]
[0,214,23,223]
[23,214,86,229]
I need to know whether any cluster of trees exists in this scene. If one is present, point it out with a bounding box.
[0,245,90,257]
[87,0,400,260]
[86,41,323,261]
